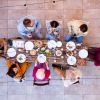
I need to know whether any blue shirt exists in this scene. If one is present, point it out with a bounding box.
[17,16,41,36]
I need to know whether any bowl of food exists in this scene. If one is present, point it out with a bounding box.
[56,50,62,56]
[66,51,73,56]
[35,40,43,48]
[40,47,46,54]
[16,54,26,63]
[76,43,82,49]
[77,58,86,66]
[66,41,76,51]
[30,49,36,55]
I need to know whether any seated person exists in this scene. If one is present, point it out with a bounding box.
[17,15,43,39]
[0,38,7,57]
[88,47,100,66]
[6,60,31,82]
[32,60,50,80]
[64,20,88,43]
[52,64,82,87]
[46,20,61,40]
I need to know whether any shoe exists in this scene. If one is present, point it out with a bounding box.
[20,77,25,82]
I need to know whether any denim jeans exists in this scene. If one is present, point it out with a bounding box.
[64,34,83,43]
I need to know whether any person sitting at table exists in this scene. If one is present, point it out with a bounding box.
[32,60,50,80]
[88,47,100,66]
[64,20,89,43]
[0,38,7,58]
[52,64,82,87]
[17,15,43,39]
[6,60,31,82]
[46,20,62,40]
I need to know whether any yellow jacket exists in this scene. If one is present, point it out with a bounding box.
[6,60,31,77]
[67,20,89,37]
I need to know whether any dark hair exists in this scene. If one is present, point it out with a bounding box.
[6,64,17,78]
[80,24,88,33]
[50,21,59,28]
[23,19,31,27]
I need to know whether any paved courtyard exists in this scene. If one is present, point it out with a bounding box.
[0,0,100,100]
[0,58,100,100]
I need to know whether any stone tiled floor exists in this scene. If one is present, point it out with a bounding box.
[0,0,100,100]
[0,58,100,100]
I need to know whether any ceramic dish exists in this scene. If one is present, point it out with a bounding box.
[66,41,76,51]
[56,41,62,47]
[16,54,26,63]
[7,48,16,57]
[30,49,36,55]
[35,40,43,48]
[78,49,88,59]
[25,41,34,50]
[56,50,62,56]
[37,54,46,63]
[47,40,56,49]
[67,56,77,65]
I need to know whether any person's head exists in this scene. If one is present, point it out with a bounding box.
[79,24,88,33]
[36,68,45,80]
[50,20,59,28]
[23,18,34,27]
[7,64,18,78]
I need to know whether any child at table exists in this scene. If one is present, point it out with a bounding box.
[6,60,31,82]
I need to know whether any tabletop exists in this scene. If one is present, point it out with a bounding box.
[5,39,88,66]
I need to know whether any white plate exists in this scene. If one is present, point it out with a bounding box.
[66,41,76,51]
[7,48,16,57]
[67,56,77,65]
[56,41,62,47]
[79,49,88,58]
[56,50,62,56]
[37,54,46,63]
[47,40,56,49]
[25,41,34,50]
[16,54,26,63]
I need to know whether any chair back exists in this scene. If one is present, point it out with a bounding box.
[33,79,50,86]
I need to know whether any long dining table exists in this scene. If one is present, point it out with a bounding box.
[5,39,88,66]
